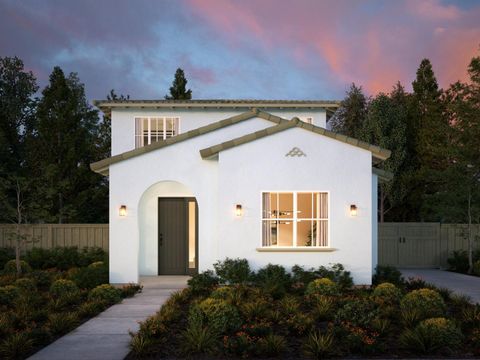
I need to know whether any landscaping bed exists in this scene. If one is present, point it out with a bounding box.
[129,259,480,359]
[0,247,141,359]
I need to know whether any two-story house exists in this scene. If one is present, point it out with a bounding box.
[90,100,391,284]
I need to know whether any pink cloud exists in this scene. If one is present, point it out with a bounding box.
[186,0,480,95]
[406,0,462,21]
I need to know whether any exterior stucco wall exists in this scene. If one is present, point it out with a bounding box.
[216,127,373,284]
[109,116,276,283]
[108,110,373,285]
[110,108,327,155]
[372,174,378,274]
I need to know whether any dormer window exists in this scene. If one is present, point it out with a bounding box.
[135,117,180,148]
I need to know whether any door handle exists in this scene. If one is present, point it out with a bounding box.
[159,233,163,246]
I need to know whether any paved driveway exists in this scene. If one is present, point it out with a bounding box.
[400,268,480,304]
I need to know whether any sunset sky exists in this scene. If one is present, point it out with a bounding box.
[1,0,479,101]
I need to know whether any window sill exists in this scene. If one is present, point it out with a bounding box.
[256,247,336,252]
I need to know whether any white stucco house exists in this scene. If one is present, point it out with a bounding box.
[91,100,391,285]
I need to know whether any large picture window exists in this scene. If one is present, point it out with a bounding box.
[135,117,179,148]
[262,192,328,247]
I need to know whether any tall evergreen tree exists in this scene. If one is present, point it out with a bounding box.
[165,68,192,100]
[441,54,480,272]
[0,57,38,223]
[411,59,450,221]
[330,83,368,138]
[29,67,107,223]
[360,83,408,222]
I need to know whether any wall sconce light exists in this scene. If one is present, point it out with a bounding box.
[350,204,358,216]
[235,204,243,217]
[119,205,127,217]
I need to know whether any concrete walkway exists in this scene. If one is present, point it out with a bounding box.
[401,268,480,304]
[29,276,189,360]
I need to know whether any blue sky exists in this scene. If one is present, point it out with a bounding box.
[1,0,479,101]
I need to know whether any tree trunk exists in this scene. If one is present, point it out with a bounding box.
[58,192,63,224]
[468,190,473,274]
[15,180,22,277]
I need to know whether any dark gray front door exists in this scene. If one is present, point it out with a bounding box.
[158,198,187,275]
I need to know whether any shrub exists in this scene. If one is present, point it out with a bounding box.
[254,264,291,298]
[240,299,269,320]
[197,298,242,333]
[0,248,14,270]
[49,291,82,311]
[69,264,108,289]
[0,285,19,306]
[372,282,402,304]
[303,331,335,359]
[447,250,470,273]
[77,300,108,318]
[278,294,300,314]
[3,259,31,274]
[373,265,404,286]
[130,333,155,357]
[27,270,53,289]
[257,333,286,356]
[25,246,108,270]
[291,265,317,289]
[335,298,378,328]
[181,320,218,354]
[88,261,105,268]
[50,279,79,298]
[80,247,108,266]
[0,333,34,359]
[14,277,36,292]
[0,274,16,286]
[213,258,251,284]
[400,317,462,354]
[210,286,235,300]
[88,284,122,303]
[474,260,480,276]
[400,288,446,321]
[316,263,353,289]
[306,278,339,296]
[47,312,79,335]
[311,295,335,321]
[187,270,218,295]
[121,283,142,298]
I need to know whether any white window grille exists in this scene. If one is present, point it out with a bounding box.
[262,192,328,247]
[135,117,180,148]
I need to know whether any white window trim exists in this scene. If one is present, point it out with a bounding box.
[134,116,181,148]
[260,190,330,249]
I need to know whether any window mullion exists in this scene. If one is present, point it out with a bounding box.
[293,192,297,247]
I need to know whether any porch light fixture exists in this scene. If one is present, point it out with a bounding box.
[119,205,127,217]
[235,204,243,217]
[350,204,358,216]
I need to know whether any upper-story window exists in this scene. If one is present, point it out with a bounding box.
[135,117,180,148]
[298,116,313,124]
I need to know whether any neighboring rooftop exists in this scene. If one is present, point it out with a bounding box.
[93,99,341,117]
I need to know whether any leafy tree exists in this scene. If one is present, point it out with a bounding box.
[330,83,368,138]
[165,68,192,100]
[360,83,408,222]
[28,67,107,223]
[441,54,480,272]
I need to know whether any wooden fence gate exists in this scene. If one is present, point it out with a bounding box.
[379,223,480,268]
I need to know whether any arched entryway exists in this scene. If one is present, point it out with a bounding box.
[138,181,198,276]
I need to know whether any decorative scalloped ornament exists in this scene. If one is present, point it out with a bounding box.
[285,147,306,157]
